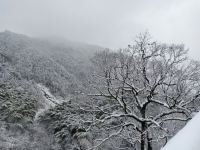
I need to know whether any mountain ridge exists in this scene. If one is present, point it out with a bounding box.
[0,30,101,97]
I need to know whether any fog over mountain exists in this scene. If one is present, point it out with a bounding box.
[0,1,200,150]
[0,0,200,59]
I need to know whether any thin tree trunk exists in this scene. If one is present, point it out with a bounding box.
[147,132,153,150]
[141,122,146,150]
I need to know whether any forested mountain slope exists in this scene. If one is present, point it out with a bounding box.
[0,31,101,150]
[0,30,100,97]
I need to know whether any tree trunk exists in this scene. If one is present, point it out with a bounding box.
[140,106,147,150]
[147,132,153,150]
[141,122,146,150]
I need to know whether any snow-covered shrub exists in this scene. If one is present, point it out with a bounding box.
[0,84,37,123]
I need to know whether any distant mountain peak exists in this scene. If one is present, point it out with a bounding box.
[2,30,18,35]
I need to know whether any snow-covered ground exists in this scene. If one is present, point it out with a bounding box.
[161,112,200,150]
[34,84,65,121]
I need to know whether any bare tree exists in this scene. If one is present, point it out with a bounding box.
[89,33,200,150]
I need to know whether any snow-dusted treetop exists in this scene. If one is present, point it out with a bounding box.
[162,112,200,150]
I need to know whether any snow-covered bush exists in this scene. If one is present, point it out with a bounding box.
[0,84,37,123]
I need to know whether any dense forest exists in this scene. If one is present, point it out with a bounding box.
[0,31,200,150]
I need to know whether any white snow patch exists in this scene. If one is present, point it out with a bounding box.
[161,112,200,150]
[34,84,65,121]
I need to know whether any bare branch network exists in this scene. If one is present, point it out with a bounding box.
[88,32,200,150]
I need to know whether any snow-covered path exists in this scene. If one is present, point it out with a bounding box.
[161,112,200,150]
[0,84,63,149]
[34,84,64,121]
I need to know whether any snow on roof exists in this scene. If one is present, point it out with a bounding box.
[161,112,200,150]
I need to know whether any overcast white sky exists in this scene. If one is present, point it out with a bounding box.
[0,0,199,59]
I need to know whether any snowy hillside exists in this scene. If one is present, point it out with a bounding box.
[1,31,200,150]
[0,31,99,150]
[0,30,100,97]
[34,84,66,121]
